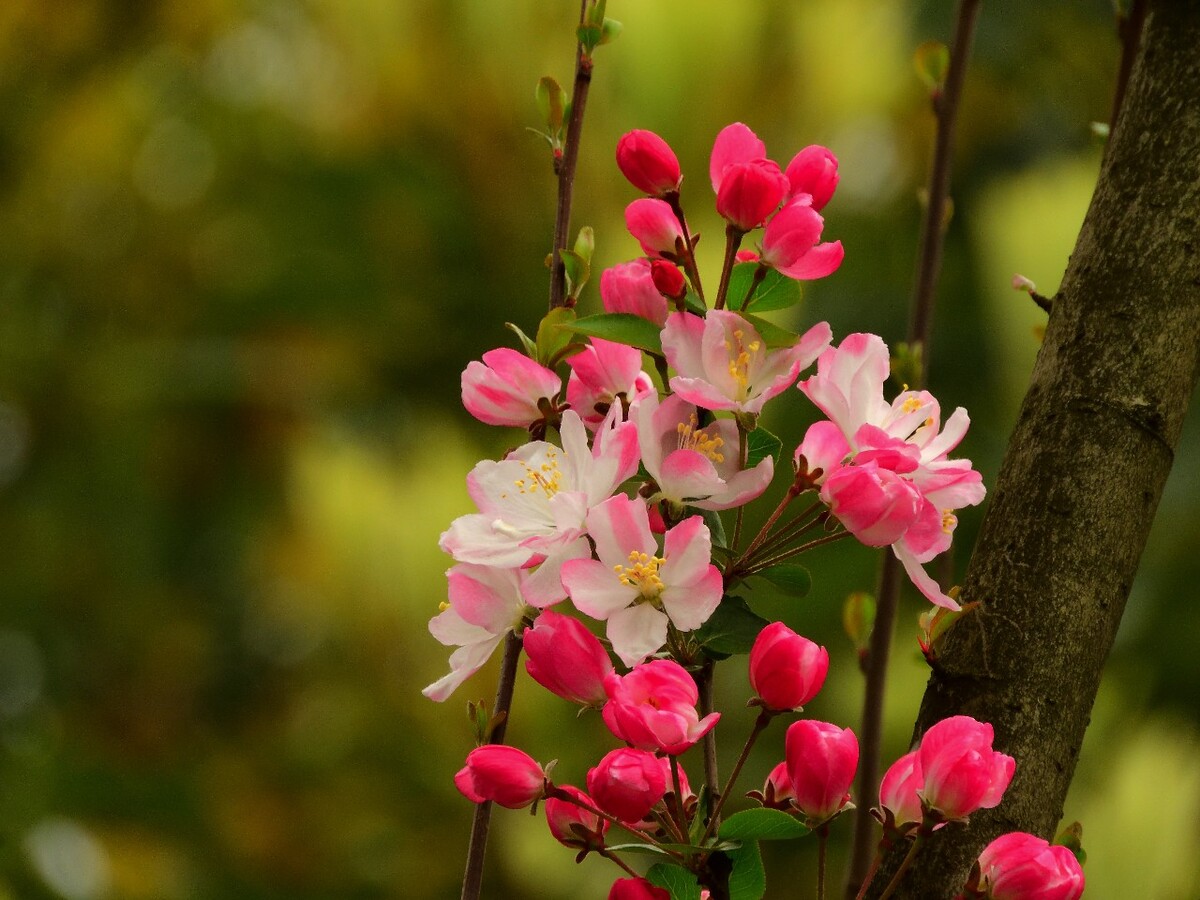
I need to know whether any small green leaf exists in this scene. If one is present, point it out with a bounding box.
[843,591,875,650]
[562,313,664,354]
[745,427,782,468]
[726,262,803,314]
[505,322,538,359]
[753,564,811,598]
[647,863,702,900]
[742,313,799,349]
[536,307,577,367]
[535,76,565,132]
[719,808,810,843]
[914,40,950,93]
[577,23,603,52]
[727,840,766,900]
[560,248,590,299]
[573,225,595,264]
[600,17,623,44]
[700,508,727,550]
[684,288,707,316]
[694,596,769,658]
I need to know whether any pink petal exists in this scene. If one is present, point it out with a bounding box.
[775,241,844,281]
[606,604,670,668]
[422,634,503,701]
[562,558,640,620]
[586,494,657,568]
[710,122,767,192]
[661,311,707,379]
[694,455,774,511]
[659,449,724,504]
[660,565,722,631]
[659,516,714,586]
[893,543,961,610]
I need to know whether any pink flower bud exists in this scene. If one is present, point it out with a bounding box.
[878,750,924,831]
[715,158,790,231]
[545,784,609,851]
[601,259,670,327]
[784,719,858,824]
[524,610,613,706]
[794,420,851,485]
[821,462,923,547]
[756,761,795,810]
[608,877,671,900]
[735,249,761,263]
[976,831,1085,900]
[587,748,668,823]
[617,130,682,196]
[454,745,546,809]
[602,659,721,755]
[784,145,839,211]
[461,348,561,428]
[625,198,685,258]
[650,259,687,299]
[918,715,1015,821]
[761,200,844,281]
[748,621,829,711]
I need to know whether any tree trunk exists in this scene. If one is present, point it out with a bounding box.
[872,2,1200,895]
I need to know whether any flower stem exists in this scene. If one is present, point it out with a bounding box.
[460,631,523,900]
[558,789,680,853]
[600,849,642,878]
[667,191,706,305]
[699,709,773,847]
[731,424,749,551]
[713,223,745,310]
[738,263,768,311]
[696,659,721,830]
[740,501,825,565]
[818,825,830,900]
[548,0,596,311]
[732,484,803,573]
[852,848,884,900]
[740,529,850,576]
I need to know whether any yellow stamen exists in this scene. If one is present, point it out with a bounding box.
[512,455,563,498]
[722,328,761,398]
[614,548,667,598]
[676,414,726,464]
[941,510,958,533]
[438,600,450,612]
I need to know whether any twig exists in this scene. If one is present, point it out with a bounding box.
[698,709,774,847]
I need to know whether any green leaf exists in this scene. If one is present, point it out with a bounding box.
[745,427,781,468]
[694,596,769,658]
[573,225,595,264]
[560,248,590,300]
[742,313,799,349]
[504,321,538,359]
[646,863,702,900]
[914,40,950,92]
[561,313,664,354]
[842,591,876,650]
[726,263,803,314]
[535,76,565,132]
[700,508,727,550]
[727,840,766,900]
[600,17,623,44]
[719,808,810,843]
[536,307,577,367]
[753,564,811,598]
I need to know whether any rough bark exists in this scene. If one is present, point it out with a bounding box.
[871,2,1200,895]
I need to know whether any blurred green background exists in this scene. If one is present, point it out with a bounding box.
[1,0,1198,897]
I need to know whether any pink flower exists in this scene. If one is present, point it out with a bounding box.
[566,339,655,430]
[454,745,546,809]
[918,716,1015,821]
[716,158,790,231]
[461,348,561,429]
[609,878,671,900]
[545,784,609,851]
[625,198,685,258]
[602,659,721,755]
[636,393,774,511]
[662,310,832,417]
[523,609,613,707]
[976,832,1085,900]
[440,410,639,603]
[422,564,545,702]
[820,461,923,546]
[587,747,668,822]
[601,260,670,327]
[878,750,924,832]
[562,494,722,667]
[784,145,839,211]
[617,130,682,196]
[749,621,829,711]
[760,199,844,281]
[785,719,859,824]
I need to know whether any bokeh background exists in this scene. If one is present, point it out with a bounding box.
[1,0,1198,897]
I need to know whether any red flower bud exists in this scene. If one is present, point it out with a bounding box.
[918,715,1014,821]
[545,784,609,851]
[785,719,858,824]
[608,877,671,900]
[715,158,789,231]
[524,609,613,707]
[749,621,829,711]
[454,745,546,809]
[976,832,1085,900]
[616,130,681,196]
[625,198,685,258]
[650,259,686,299]
[586,748,667,823]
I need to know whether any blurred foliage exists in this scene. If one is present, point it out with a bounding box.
[0,0,1197,898]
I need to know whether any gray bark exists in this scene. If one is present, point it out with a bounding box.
[874,2,1200,895]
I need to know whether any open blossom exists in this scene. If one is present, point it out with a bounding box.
[796,332,985,609]
[454,745,546,808]
[523,609,613,707]
[561,493,722,666]
[662,310,832,417]
[785,719,859,824]
[918,716,1015,821]
[601,259,670,327]
[602,659,720,755]
[566,338,655,430]
[422,563,546,702]
[636,393,773,511]
[461,348,561,429]
[975,832,1085,900]
[616,129,681,196]
[440,410,639,604]
[760,199,844,281]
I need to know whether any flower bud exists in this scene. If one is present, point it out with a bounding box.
[601,260,670,327]
[976,831,1085,900]
[587,748,668,823]
[524,610,613,706]
[454,745,546,809]
[545,784,609,851]
[602,659,720,755]
[784,145,839,211]
[878,750,924,832]
[625,198,685,258]
[650,259,686,299]
[821,462,923,547]
[616,130,681,196]
[715,158,789,231]
[461,348,561,428]
[761,200,844,281]
[785,719,858,824]
[754,761,795,811]
[748,621,829,711]
[918,715,1015,821]
[608,877,671,900]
